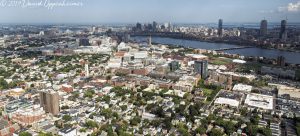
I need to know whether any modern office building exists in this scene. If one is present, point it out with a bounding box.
[152,21,158,31]
[277,56,285,67]
[279,20,287,41]
[194,60,208,79]
[260,20,268,36]
[136,22,142,31]
[169,61,180,72]
[77,38,90,46]
[218,19,223,37]
[39,90,60,115]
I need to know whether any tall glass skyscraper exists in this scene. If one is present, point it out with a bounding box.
[194,60,208,79]
[260,20,268,37]
[279,20,287,41]
[218,19,223,37]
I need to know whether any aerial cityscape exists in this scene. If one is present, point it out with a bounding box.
[1,0,300,136]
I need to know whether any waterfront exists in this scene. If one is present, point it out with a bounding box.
[132,36,300,64]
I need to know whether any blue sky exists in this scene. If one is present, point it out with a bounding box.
[0,0,300,24]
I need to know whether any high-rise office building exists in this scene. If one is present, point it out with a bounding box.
[260,20,268,36]
[277,56,285,67]
[39,90,60,115]
[218,19,223,37]
[136,22,142,31]
[169,61,180,72]
[77,38,90,46]
[153,21,158,31]
[279,20,287,41]
[147,24,153,31]
[194,60,208,79]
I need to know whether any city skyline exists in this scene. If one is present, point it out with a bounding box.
[1,1,300,135]
[0,0,300,24]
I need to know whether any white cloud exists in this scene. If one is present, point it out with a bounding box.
[278,1,300,12]
[287,1,300,12]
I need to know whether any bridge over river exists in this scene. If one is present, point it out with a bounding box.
[213,46,254,51]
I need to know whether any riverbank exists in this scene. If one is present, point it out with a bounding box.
[131,36,300,64]
[131,33,300,53]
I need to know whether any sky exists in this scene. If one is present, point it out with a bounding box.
[0,0,300,24]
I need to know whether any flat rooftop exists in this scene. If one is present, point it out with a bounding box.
[245,93,273,110]
[233,84,252,92]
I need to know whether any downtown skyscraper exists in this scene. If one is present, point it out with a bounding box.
[218,19,223,37]
[279,20,287,41]
[260,19,268,37]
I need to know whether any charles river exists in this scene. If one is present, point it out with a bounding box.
[132,36,300,64]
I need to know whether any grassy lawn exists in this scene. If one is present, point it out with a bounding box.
[209,57,232,65]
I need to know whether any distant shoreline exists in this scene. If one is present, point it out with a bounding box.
[131,34,300,53]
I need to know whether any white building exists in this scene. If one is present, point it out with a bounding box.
[117,42,131,51]
[232,84,252,93]
[134,51,148,59]
[85,63,89,77]
[186,54,208,60]
[245,93,273,110]
[107,58,122,68]
[214,97,240,107]
[233,59,246,64]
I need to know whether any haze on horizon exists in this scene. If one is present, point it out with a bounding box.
[0,0,300,24]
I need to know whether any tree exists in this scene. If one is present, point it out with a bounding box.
[62,115,72,122]
[150,119,161,127]
[258,127,271,136]
[130,116,141,126]
[85,120,99,129]
[61,105,70,110]
[153,106,164,118]
[19,131,32,136]
[79,128,86,132]
[120,105,127,111]
[209,128,224,136]
[189,105,200,117]
[244,124,258,136]
[224,121,236,134]
[112,112,119,120]
[38,132,52,136]
[240,107,248,116]
[195,126,206,134]
[84,89,95,98]
[250,114,260,125]
[163,117,172,130]
[175,105,186,116]
[100,109,113,119]
[177,123,190,136]
[102,95,111,103]
[99,124,115,136]
[0,78,8,90]
[240,77,249,84]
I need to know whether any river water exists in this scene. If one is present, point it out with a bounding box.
[132,36,300,64]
